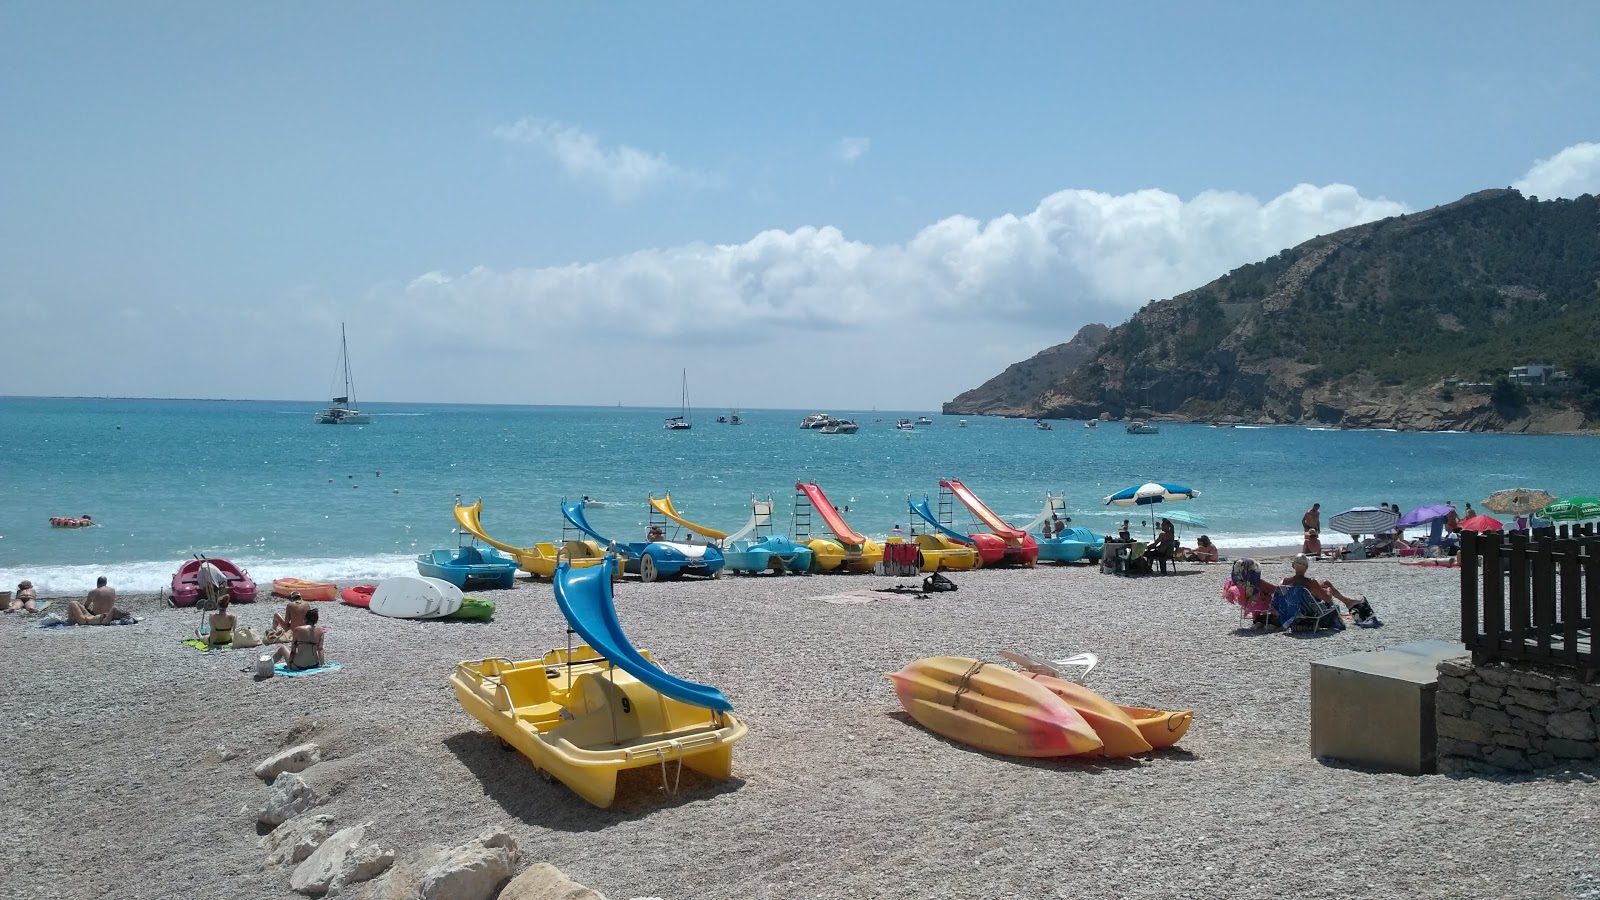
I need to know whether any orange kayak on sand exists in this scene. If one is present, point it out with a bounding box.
[271,578,337,602]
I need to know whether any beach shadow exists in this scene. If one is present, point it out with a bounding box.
[441,731,744,830]
[883,710,1201,769]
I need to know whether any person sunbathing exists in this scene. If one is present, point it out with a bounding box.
[270,592,310,641]
[201,596,237,646]
[1187,535,1219,563]
[1282,554,1379,624]
[273,607,326,671]
[8,580,38,613]
[65,576,127,625]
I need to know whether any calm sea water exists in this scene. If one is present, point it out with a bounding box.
[2,397,1593,593]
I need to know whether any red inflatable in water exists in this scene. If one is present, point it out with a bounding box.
[340,585,376,607]
[50,516,94,528]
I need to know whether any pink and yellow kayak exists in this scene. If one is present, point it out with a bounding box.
[888,657,1102,758]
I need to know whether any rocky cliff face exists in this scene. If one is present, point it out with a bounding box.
[942,324,1109,416]
[952,189,1600,433]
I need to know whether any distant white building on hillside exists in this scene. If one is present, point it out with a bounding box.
[1510,363,1556,385]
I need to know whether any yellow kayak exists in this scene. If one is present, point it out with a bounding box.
[887,657,1102,758]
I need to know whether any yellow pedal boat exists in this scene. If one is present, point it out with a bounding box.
[909,533,982,572]
[450,647,747,808]
[453,499,610,579]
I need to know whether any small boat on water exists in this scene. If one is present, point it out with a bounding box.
[917,416,933,425]
[715,415,727,423]
[314,323,370,425]
[1126,420,1160,434]
[835,420,858,433]
[171,557,258,607]
[958,419,968,428]
[896,419,915,430]
[1035,419,1052,431]
[730,413,742,425]
[800,413,832,429]
[1084,420,1098,429]
[664,369,693,430]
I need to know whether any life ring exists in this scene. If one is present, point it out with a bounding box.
[340,585,376,607]
[50,517,94,528]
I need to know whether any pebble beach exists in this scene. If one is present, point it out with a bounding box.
[5,553,1598,900]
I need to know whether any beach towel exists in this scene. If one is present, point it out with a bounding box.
[273,662,344,677]
[182,638,235,651]
[815,589,924,604]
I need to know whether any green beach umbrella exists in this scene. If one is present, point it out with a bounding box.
[1539,496,1600,522]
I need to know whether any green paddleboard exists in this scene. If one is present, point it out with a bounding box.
[448,597,496,621]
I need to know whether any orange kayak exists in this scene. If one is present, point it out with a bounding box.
[887,657,1102,758]
[271,578,337,602]
[1025,674,1153,757]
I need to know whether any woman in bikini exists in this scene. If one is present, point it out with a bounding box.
[202,595,237,646]
[8,580,38,613]
[273,607,326,670]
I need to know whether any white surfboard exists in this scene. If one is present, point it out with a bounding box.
[417,576,464,619]
[370,576,446,619]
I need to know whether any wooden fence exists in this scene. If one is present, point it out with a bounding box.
[1459,530,1598,679]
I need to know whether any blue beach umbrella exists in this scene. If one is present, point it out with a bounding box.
[1104,482,1200,507]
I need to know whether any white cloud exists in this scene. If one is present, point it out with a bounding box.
[1513,142,1600,199]
[385,182,1404,348]
[833,137,871,164]
[491,117,714,199]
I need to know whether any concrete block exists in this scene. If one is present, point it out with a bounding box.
[1311,640,1466,775]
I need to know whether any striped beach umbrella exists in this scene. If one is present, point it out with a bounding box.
[1328,506,1400,537]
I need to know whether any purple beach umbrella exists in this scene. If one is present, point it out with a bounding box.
[1397,504,1454,528]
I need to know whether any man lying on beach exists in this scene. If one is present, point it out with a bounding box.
[65,576,127,625]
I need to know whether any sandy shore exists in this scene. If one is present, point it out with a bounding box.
[4,554,1597,900]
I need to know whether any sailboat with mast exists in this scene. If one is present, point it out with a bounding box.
[664,369,692,430]
[314,323,371,425]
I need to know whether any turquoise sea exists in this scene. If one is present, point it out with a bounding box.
[2,397,1594,593]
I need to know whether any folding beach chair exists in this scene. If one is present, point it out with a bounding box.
[1270,585,1341,634]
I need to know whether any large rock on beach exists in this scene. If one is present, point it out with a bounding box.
[358,826,520,900]
[255,743,324,781]
[419,827,520,900]
[499,863,608,900]
[260,772,322,826]
[262,813,337,867]
[291,822,394,896]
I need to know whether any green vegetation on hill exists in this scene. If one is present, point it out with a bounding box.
[953,189,1600,432]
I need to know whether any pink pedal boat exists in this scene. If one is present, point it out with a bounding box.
[170,557,259,607]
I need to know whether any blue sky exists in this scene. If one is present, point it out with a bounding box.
[3,2,1598,409]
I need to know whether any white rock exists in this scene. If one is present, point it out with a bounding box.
[418,827,521,900]
[499,863,607,900]
[291,823,394,896]
[259,772,322,826]
[207,744,241,763]
[255,743,324,781]
[261,813,336,867]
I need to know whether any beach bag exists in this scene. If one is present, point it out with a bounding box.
[256,654,276,679]
[922,572,958,593]
[234,626,261,648]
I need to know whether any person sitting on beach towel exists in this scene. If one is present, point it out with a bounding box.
[200,596,236,647]
[269,592,310,642]
[273,607,327,671]
[1281,554,1380,625]
[65,576,128,625]
[1185,535,1219,563]
[7,580,38,613]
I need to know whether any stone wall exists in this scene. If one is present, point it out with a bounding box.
[1435,657,1600,773]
